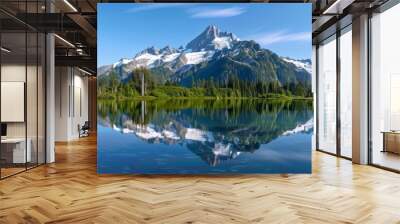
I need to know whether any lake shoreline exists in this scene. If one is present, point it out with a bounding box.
[98,96,313,101]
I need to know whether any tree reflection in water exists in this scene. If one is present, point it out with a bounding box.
[98,99,313,166]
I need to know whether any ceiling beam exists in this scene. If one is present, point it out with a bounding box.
[55,55,96,73]
[323,0,356,14]
[67,13,97,45]
[10,13,83,32]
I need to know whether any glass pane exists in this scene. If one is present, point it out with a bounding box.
[27,31,38,169]
[340,28,352,158]
[371,4,400,171]
[38,33,45,165]
[1,31,27,177]
[318,36,337,154]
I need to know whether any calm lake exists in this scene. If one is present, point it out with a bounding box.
[97,99,313,174]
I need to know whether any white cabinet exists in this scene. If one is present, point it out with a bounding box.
[1,138,31,163]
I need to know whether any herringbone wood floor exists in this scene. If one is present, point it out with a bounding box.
[1,135,400,224]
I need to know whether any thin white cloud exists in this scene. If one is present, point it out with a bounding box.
[190,7,246,18]
[125,3,191,13]
[247,30,311,45]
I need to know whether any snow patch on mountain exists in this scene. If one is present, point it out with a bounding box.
[136,126,163,140]
[282,57,312,74]
[117,50,213,71]
[113,58,133,68]
[212,36,233,50]
[162,53,181,63]
[185,128,214,142]
[162,130,180,140]
[213,143,232,156]
[282,118,313,136]
[184,51,210,65]
[135,53,163,67]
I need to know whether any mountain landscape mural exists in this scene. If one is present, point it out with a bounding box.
[98,25,312,99]
[97,3,312,174]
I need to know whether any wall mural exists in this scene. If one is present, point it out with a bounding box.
[97,3,313,174]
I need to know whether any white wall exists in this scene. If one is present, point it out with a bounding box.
[72,73,89,138]
[1,65,26,128]
[1,82,25,122]
[55,67,89,141]
[55,67,70,141]
[1,63,46,164]
[1,65,28,138]
[1,64,26,81]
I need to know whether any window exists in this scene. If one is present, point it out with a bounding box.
[339,26,352,158]
[0,2,46,179]
[370,3,400,171]
[317,35,337,154]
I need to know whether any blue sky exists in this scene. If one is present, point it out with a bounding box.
[98,3,311,66]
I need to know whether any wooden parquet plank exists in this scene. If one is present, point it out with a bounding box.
[0,135,400,223]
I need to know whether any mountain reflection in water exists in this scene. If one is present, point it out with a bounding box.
[97,99,313,174]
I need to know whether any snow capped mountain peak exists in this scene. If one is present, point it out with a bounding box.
[205,25,219,38]
[108,25,241,72]
[102,25,311,86]
[137,45,181,56]
[160,45,179,55]
[208,25,217,30]
[136,46,160,57]
[111,25,235,71]
[186,25,239,52]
